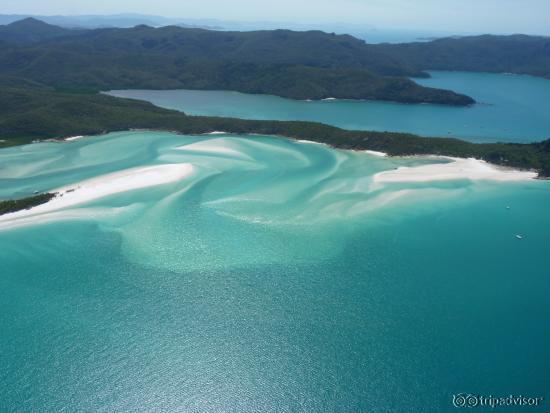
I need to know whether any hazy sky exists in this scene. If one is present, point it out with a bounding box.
[2,0,549,35]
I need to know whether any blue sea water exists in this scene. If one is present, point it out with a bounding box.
[1,130,549,412]
[108,71,550,143]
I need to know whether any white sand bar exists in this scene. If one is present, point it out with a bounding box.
[0,163,196,229]
[65,135,84,141]
[364,150,388,157]
[373,157,537,183]
[178,138,253,160]
[296,139,327,146]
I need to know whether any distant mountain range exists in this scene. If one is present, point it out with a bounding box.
[1,17,548,75]
[1,18,549,102]
[0,14,475,43]
[0,18,475,105]
[0,17,549,102]
[0,13,222,30]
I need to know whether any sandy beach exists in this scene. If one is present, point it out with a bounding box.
[364,150,388,157]
[65,135,84,141]
[373,157,537,183]
[0,149,538,232]
[0,163,196,230]
[296,139,328,146]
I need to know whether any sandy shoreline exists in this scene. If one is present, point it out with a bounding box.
[65,135,84,141]
[0,163,196,230]
[0,138,539,231]
[296,139,329,146]
[35,130,545,182]
[373,157,537,183]
[364,150,388,157]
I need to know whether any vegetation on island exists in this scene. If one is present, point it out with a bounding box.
[1,18,550,179]
[1,84,549,177]
[0,18,474,105]
[0,192,57,215]
[386,35,550,79]
[1,19,548,108]
[4,19,550,79]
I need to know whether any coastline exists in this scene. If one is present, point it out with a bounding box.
[9,128,543,180]
[0,163,196,230]
[373,157,537,183]
[363,150,388,157]
[65,135,84,141]
[0,134,540,230]
[296,139,329,146]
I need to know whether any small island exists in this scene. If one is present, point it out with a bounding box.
[0,193,57,216]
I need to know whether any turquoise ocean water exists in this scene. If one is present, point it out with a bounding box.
[2,73,550,411]
[108,71,550,143]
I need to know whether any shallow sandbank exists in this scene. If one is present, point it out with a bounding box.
[0,163,196,230]
[373,157,537,183]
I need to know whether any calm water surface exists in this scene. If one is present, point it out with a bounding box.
[1,131,549,411]
[108,71,550,143]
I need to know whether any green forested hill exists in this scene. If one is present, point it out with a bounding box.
[1,84,549,177]
[0,19,473,105]
[383,35,550,79]
[2,19,549,82]
[0,17,81,44]
[1,19,549,176]
[3,19,548,105]
[0,20,421,75]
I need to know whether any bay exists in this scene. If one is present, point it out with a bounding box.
[1,131,549,411]
[108,71,550,143]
